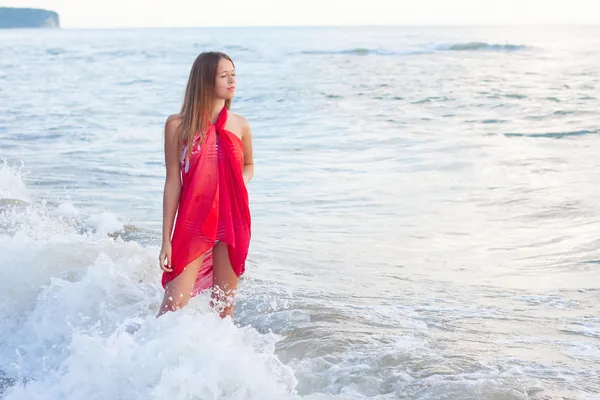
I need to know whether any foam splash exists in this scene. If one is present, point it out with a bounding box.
[0,164,300,399]
[0,160,29,204]
[4,310,298,399]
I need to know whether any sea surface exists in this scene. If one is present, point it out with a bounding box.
[1,26,599,399]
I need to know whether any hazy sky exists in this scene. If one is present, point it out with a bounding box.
[3,0,600,28]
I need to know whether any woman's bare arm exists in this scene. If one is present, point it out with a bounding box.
[241,117,254,185]
[162,115,183,244]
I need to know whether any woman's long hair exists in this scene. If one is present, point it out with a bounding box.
[179,51,234,160]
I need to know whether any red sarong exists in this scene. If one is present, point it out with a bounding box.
[162,106,251,295]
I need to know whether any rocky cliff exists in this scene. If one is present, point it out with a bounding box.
[0,7,60,28]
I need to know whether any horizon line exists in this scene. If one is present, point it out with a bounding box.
[54,22,600,30]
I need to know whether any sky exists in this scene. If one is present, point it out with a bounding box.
[2,0,600,28]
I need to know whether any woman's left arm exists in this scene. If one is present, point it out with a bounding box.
[241,118,254,185]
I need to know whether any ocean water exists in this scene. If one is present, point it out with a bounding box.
[1,25,600,399]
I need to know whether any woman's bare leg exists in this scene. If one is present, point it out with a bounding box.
[211,242,239,319]
[157,253,206,317]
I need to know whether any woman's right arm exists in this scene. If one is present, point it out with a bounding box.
[160,116,183,267]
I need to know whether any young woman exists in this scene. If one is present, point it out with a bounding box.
[157,51,253,319]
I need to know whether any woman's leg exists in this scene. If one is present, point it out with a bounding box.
[157,253,206,317]
[211,241,239,319]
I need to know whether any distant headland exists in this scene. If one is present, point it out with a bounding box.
[0,7,60,28]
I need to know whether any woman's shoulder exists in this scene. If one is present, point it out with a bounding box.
[165,114,183,137]
[166,114,183,128]
[227,111,250,135]
[163,114,184,150]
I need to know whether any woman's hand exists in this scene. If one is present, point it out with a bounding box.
[159,241,173,272]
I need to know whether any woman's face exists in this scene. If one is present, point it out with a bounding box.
[215,58,236,100]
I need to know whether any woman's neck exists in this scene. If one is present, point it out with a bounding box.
[210,100,226,123]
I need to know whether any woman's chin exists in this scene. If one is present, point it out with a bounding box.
[217,92,235,101]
